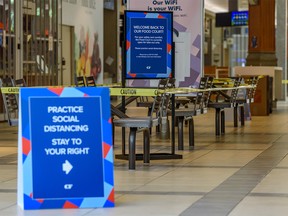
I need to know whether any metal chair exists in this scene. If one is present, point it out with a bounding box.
[200,76,214,113]
[12,78,27,105]
[13,78,27,87]
[75,76,86,87]
[85,76,96,87]
[173,77,210,150]
[0,77,19,126]
[136,79,168,116]
[113,79,170,170]
[1,76,14,87]
[208,77,242,136]
[233,76,259,127]
[136,79,169,134]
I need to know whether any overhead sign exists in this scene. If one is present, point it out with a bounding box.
[125,10,173,79]
[17,87,114,210]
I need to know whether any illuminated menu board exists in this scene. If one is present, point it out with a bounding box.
[231,11,248,26]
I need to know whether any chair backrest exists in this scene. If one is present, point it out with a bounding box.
[193,77,208,110]
[150,79,170,123]
[0,78,19,126]
[203,76,214,108]
[1,77,14,87]
[13,78,27,87]
[12,78,27,105]
[230,77,242,104]
[158,78,169,90]
[151,78,169,111]
[164,78,175,113]
[167,78,176,89]
[75,76,86,87]
[250,76,259,102]
[85,76,96,87]
[245,76,259,102]
[136,96,149,104]
[206,76,214,89]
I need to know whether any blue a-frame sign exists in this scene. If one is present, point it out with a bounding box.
[17,87,114,210]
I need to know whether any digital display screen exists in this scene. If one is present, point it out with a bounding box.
[216,11,248,27]
[231,11,248,26]
[215,12,231,27]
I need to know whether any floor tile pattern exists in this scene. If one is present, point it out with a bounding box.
[0,101,288,215]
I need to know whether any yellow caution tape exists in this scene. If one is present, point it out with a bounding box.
[0,87,19,94]
[110,88,160,96]
[1,85,255,96]
[0,87,161,96]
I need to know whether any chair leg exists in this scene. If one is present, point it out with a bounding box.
[215,108,221,136]
[112,120,115,146]
[221,109,225,134]
[143,129,150,164]
[240,106,245,126]
[177,116,184,150]
[160,116,170,139]
[188,117,194,149]
[234,106,238,127]
[148,107,153,134]
[129,128,137,170]
[122,127,126,155]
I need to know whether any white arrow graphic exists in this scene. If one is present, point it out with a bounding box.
[62,160,73,175]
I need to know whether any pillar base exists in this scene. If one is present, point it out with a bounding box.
[246,52,278,66]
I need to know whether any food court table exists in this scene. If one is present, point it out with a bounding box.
[1,84,255,162]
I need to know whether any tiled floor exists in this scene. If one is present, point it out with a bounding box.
[1,102,288,215]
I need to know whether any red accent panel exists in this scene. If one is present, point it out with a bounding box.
[167,44,172,53]
[29,192,44,203]
[63,201,79,209]
[128,72,137,78]
[126,40,131,50]
[103,142,111,158]
[108,189,115,203]
[48,87,64,96]
[22,137,31,156]
[36,199,44,203]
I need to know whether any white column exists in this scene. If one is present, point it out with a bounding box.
[276,0,287,100]
[15,1,23,79]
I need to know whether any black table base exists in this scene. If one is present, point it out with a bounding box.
[115,153,182,161]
